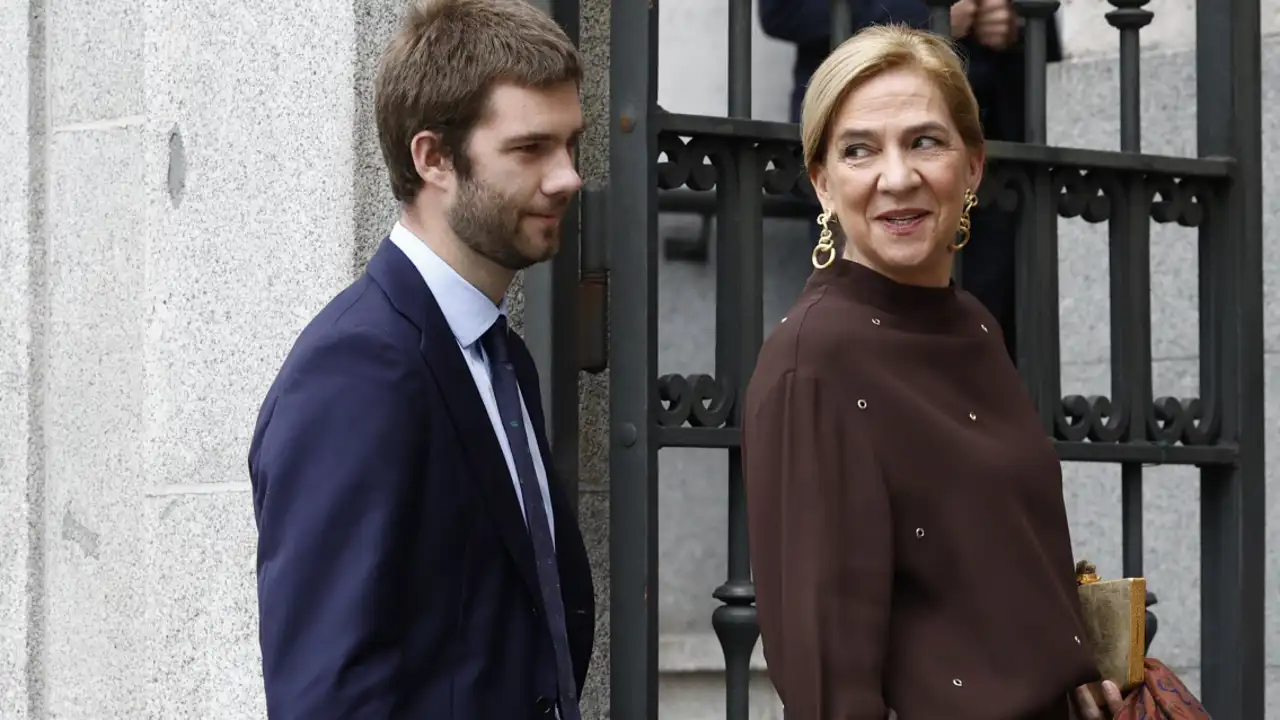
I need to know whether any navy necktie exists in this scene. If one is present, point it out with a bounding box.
[481,316,580,720]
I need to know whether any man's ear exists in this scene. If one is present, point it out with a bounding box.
[410,130,454,190]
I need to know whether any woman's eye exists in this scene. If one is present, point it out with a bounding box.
[843,145,871,159]
[914,136,942,149]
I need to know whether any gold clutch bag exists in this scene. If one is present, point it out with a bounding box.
[1075,560,1146,698]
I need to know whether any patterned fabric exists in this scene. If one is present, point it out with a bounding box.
[1114,658,1212,719]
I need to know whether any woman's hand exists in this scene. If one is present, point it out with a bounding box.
[1071,680,1125,720]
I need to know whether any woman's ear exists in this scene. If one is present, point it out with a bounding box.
[810,166,831,212]
[966,144,986,196]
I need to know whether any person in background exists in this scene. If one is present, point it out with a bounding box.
[758,0,1063,361]
[247,0,594,717]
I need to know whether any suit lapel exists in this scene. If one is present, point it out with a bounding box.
[366,239,543,606]
[418,329,545,605]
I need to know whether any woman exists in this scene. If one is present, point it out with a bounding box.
[741,26,1125,720]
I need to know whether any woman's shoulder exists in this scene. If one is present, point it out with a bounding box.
[752,284,877,391]
[768,283,878,356]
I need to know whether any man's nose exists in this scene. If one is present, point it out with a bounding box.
[545,150,583,197]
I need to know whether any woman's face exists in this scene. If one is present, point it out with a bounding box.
[811,67,984,287]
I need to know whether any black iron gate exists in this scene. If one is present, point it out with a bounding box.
[602,1,1266,718]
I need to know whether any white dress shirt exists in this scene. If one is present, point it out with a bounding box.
[388,222,556,543]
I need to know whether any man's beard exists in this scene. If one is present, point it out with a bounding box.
[448,173,557,272]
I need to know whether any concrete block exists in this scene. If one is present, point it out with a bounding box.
[41,123,150,718]
[576,486,611,719]
[0,2,39,717]
[1056,0,1280,60]
[48,0,143,126]
[657,0,794,123]
[139,492,263,719]
[138,0,357,489]
[353,0,404,271]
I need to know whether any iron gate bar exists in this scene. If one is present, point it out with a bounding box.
[830,0,852,49]
[1013,0,1060,447]
[1195,0,1266,714]
[713,2,762,717]
[1107,0,1154,580]
[926,0,952,37]
[607,0,659,718]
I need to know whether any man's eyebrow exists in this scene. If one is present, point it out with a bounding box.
[505,127,585,146]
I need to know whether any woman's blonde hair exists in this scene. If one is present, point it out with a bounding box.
[800,25,984,174]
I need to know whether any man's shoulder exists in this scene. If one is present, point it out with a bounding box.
[271,277,423,389]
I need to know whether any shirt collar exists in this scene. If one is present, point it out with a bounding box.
[388,221,505,348]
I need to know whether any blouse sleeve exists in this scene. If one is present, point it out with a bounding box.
[743,369,893,719]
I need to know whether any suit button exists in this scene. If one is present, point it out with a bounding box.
[534,696,556,715]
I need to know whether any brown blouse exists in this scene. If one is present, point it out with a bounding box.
[742,260,1100,720]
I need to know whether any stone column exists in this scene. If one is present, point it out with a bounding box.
[0,0,419,716]
[0,2,45,718]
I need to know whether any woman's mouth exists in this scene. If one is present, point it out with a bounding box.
[876,210,930,235]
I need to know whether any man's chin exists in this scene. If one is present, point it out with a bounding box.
[524,245,559,266]
[522,229,561,261]
[491,240,558,272]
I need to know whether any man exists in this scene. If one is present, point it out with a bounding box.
[759,0,1064,362]
[247,1,593,717]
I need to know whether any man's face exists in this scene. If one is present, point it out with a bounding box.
[447,81,584,271]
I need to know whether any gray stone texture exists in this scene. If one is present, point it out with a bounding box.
[1,2,41,718]
[3,0,407,716]
[653,1,1280,717]
[575,0,612,713]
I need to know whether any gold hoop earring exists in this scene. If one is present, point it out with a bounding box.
[812,209,836,269]
[949,189,979,252]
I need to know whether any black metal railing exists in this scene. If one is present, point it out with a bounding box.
[605,0,1265,718]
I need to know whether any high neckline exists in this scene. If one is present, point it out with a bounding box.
[810,259,964,330]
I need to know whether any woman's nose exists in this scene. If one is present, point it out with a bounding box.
[877,151,921,194]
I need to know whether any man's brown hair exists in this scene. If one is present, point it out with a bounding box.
[375,0,582,202]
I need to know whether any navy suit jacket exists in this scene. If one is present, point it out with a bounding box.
[248,238,595,719]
